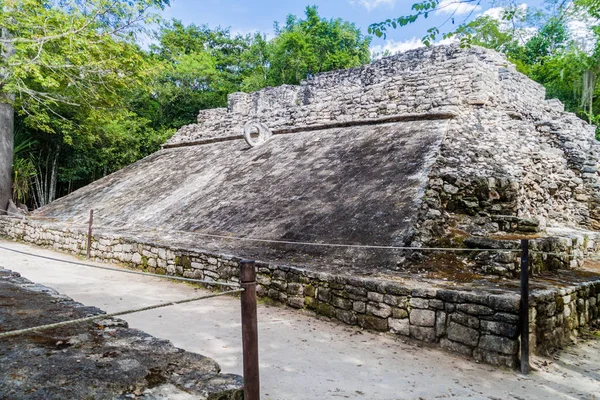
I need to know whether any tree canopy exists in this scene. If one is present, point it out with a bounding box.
[1,4,373,210]
[369,0,600,139]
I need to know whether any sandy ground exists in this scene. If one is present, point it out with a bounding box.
[1,239,599,400]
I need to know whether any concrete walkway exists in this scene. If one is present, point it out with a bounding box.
[1,239,599,400]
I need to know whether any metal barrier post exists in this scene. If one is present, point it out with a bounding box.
[520,239,530,375]
[86,209,94,259]
[240,260,260,400]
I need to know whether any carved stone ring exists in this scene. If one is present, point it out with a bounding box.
[243,122,272,147]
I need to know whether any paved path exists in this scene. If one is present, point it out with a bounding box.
[1,239,599,400]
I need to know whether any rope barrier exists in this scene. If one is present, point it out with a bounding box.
[91,215,581,258]
[90,214,527,253]
[0,209,88,230]
[0,209,30,218]
[0,288,244,339]
[0,245,241,289]
[0,210,582,258]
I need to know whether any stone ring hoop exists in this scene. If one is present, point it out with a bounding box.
[243,121,272,147]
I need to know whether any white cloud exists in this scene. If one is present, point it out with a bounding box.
[481,4,536,45]
[370,36,458,57]
[437,0,481,16]
[482,6,504,20]
[568,18,597,53]
[371,37,423,56]
[351,0,398,11]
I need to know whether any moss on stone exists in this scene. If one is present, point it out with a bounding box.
[303,284,316,297]
[556,295,565,313]
[304,296,316,310]
[316,302,334,318]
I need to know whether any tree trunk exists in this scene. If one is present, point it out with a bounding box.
[48,147,59,203]
[0,102,14,212]
[1,17,15,212]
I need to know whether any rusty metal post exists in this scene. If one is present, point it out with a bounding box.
[86,209,94,259]
[520,239,530,375]
[240,260,260,400]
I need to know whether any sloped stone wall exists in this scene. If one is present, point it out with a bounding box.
[166,44,600,240]
[2,217,599,368]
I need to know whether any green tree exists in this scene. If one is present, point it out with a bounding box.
[0,0,169,209]
[267,6,372,85]
[447,2,600,139]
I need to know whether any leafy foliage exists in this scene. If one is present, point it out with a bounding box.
[449,1,600,137]
[2,3,373,207]
[266,6,371,85]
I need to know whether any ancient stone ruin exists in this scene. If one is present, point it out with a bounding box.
[2,45,600,368]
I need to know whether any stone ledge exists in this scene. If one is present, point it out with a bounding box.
[161,111,457,150]
[2,217,599,369]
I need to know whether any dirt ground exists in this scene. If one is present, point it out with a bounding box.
[0,267,242,399]
[1,239,599,400]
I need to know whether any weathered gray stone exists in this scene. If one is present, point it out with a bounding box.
[447,322,480,347]
[429,299,445,310]
[473,349,518,369]
[456,303,494,316]
[409,297,429,309]
[487,295,520,313]
[478,335,519,355]
[436,311,447,337]
[0,269,243,399]
[317,288,331,302]
[288,296,305,309]
[367,292,384,302]
[335,309,357,325]
[389,318,410,336]
[358,315,388,331]
[367,302,392,318]
[409,326,436,342]
[480,320,518,338]
[493,312,519,323]
[383,294,407,307]
[392,307,409,319]
[411,288,438,298]
[353,301,366,313]
[409,309,436,327]
[332,296,353,311]
[450,312,480,329]
[440,338,473,356]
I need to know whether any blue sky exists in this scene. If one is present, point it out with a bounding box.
[158,0,510,54]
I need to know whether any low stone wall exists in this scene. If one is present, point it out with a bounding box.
[531,282,600,354]
[2,217,599,368]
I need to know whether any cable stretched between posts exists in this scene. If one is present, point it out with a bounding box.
[94,216,578,258]
[0,209,88,230]
[0,245,241,288]
[0,288,244,340]
[90,214,529,253]
[0,209,48,220]
[3,211,578,257]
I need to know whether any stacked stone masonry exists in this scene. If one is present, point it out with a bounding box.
[3,217,599,368]
[167,45,600,240]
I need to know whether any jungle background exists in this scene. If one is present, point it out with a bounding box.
[2,0,599,209]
